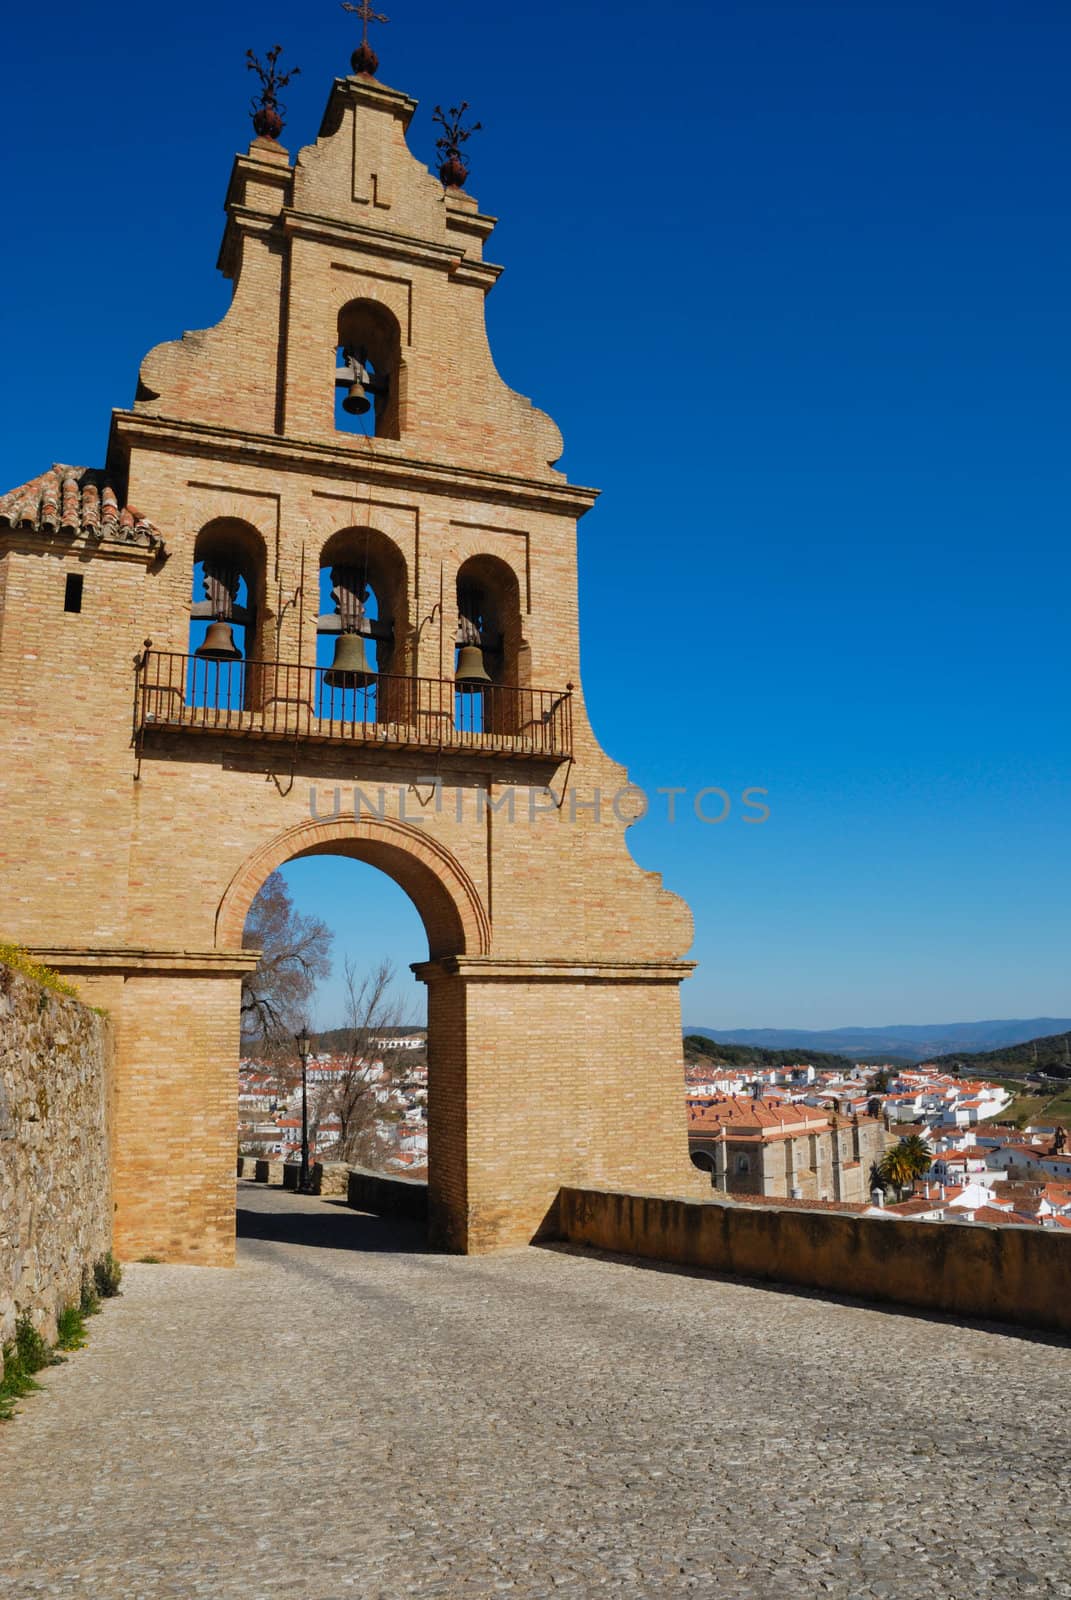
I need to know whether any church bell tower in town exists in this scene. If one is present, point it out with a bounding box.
[0,18,702,1261]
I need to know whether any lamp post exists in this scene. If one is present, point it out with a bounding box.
[296,1023,314,1194]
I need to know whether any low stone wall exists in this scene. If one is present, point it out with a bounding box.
[0,963,112,1355]
[253,1159,284,1185]
[558,1187,1071,1336]
[347,1167,428,1221]
[313,1162,351,1199]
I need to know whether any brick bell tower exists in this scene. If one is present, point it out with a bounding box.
[0,29,702,1262]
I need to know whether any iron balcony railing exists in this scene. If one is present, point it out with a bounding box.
[135,650,573,761]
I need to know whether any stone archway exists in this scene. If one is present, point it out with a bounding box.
[215,814,491,958]
[218,813,491,1252]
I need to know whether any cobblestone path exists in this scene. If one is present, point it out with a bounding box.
[1,1182,1070,1599]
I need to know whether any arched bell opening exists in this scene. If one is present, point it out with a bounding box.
[334,299,404,441]
[187,519,268,711]
[316,528,410,726]
[454,554,527,737]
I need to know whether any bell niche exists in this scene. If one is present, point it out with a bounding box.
[323,568,378,690]
[187,520,267,709]
[334,299,403,440]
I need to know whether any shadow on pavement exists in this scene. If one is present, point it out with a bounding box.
[237,1198,430,1255]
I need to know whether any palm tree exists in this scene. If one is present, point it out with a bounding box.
[877,1145,914,1199]
[877,1134,933,1200]
[899,1133,934,1184]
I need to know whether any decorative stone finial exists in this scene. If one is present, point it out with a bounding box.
[246,45,301,141]
[432,102,483,189]
[342,0,389,77]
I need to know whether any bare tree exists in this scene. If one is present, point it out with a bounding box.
[241,871,332,1052]
[320,956,409,1166]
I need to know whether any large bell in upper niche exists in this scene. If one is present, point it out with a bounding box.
[324,631,377,689]
[342,376,371,416]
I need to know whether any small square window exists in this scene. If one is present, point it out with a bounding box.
[64,574,84,614]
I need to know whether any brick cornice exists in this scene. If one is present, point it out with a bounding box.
[109,411,600,518]
[280,208,504,291]
[412,958,696,986]
[282,208,480,271]
[0,530,161,564]
[28,947,261,978]
[318,74,419,135]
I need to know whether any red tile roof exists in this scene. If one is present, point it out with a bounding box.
[884,1198,947,1217]
[0,464,166,554]
[968,1205,1034,1227]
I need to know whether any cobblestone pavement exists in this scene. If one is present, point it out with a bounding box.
[2,1182,1070,1599]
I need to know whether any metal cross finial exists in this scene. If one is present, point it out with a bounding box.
[342,0,389,47]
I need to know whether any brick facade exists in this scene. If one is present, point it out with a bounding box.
[0,66,704,1262]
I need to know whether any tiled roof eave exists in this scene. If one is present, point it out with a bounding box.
[0,465,167,557]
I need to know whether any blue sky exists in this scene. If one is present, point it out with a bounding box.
[4,1,1069,1030]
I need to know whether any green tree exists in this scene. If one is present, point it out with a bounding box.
[877,1144,913,1199]
[899,1133,934,1181]
[877,1134,933,1200]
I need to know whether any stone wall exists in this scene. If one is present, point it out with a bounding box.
[347,1166,429,1221]
[559,1186,1071,1337]
[313,1162,351,1198]
[0,963,112,1357]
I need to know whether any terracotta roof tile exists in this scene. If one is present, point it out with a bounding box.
[968,1206,1039,1227]
[0,464,166,554]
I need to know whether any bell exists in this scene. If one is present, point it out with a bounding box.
[195,621,242,661]
[342,377,371,416]
[455,643,492,689]
[324,631,376,689]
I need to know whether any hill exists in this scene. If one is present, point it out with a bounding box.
[683,1035,856,1073]
[683,1018,1071,1064]
[926,1029,1071,1077]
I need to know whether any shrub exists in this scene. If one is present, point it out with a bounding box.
[79,1267,100,1318]
[14,1314,54,1374]
[56,1305,89,1351]
[0,1315,53,1420]
[0,943,79,999]
[0,1353,41,1420]
[93,1252,122,1299]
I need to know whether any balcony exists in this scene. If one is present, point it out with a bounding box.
[134,651,573,761]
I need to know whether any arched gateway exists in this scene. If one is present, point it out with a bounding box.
[0,43,703,1261]
[214,817,490,959]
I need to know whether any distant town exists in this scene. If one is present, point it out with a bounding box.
[239,1032,429,1175]
[685,1033,1071,1230]
[238,1027,1071,1233]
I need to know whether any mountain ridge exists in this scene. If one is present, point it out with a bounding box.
[684,1018,1071,1064]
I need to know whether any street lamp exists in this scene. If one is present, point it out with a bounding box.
[295,1023,315,1194]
